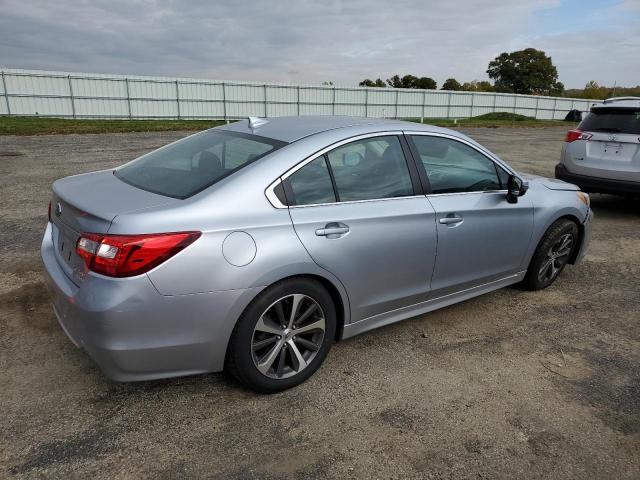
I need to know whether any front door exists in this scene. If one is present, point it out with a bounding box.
[285,134,438,322]
[407,133,534,296]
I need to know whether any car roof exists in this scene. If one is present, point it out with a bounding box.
[593,97,640,110]
[217,115,454,143]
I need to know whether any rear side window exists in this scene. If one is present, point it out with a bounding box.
[580,108,640,135]
[288,156,336,206]
[325,136,414,201]
[115,130,285,199]
[411,136,501,194]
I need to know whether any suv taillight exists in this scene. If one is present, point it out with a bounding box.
[76,231,201,278]
[565,129,593,143]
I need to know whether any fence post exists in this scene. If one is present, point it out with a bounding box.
[492,93,497,114]
[68,75,76,119]
[1,71,10,115]
[421,90,426,122]
[175,80,181,119]
[470,93,475,118]
[263,84,268,117]
[552,97,557,120]
[395,90,399,119]
[125,78,132,119]
[222,82,227,122]
[535,96,540,119]
[513,95,517,114]
[365,88,369,118]
[297,85,300,116]
[447,91,452,119]
[332,86,336,115]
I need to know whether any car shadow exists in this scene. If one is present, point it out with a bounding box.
[588,193,640,217]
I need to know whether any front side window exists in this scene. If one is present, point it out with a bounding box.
[325,136,414,201]
[411,136,501,194]
[115,130,284,199]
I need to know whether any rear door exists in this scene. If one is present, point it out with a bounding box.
[285,133,438,322]
[566,107,640,182]
[406,133,534,296]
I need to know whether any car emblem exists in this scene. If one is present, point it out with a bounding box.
[55,202,63,217]
[608,134,617,141]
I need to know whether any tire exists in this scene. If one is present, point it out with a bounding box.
[226,278,336,393]
[522,219,579,291]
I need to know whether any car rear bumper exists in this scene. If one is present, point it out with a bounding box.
[555,163,640,196]
[41,222,262,381]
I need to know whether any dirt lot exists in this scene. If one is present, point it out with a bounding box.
[1,127,638,479]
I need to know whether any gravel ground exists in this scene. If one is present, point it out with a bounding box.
[0,127,638,479]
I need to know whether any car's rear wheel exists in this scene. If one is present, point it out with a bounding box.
[226,278,336,393]
[523,219,579,291]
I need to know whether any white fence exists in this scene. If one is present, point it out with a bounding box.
[0,68,597,121]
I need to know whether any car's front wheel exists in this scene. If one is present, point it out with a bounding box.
[226,278,336,393]
[523,218,579,291]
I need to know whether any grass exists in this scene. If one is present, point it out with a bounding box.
[408,112,575,128]
[0,113,574,136]
[0,117,226,135]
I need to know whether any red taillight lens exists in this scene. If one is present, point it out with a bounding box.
[76,231,201,278]
[565,129,593,143]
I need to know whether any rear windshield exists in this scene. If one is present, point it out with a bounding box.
[580,108,640,135]
[115,130,285,198]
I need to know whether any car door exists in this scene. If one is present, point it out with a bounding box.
[284,133,438,322]
[406,133,534,297]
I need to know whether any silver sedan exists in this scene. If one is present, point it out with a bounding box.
[42,116,593,392]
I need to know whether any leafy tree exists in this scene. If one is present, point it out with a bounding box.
[461,80,494,92]
[487,48,562,95]
[359,78,386,87]
[441,78,462,91]
[385,74,437,89]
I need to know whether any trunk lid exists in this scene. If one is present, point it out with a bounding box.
[50,170,178,285]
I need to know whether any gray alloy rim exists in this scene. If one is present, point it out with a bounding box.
[538,233,574,283]
[251,294,326,379]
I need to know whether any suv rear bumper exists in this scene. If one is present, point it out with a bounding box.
[555,164,640,196]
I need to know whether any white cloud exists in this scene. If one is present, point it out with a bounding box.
[1,0,638,88]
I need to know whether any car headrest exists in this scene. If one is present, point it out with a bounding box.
[198,151,222,175]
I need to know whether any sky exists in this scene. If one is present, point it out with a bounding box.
[1,0,639,88]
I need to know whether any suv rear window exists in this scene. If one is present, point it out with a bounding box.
[115,130,285,199]
[580,108,640,135]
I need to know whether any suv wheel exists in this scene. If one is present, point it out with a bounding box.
[226,278,336,393]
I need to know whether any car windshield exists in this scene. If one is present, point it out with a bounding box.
[580,108,640,135]
[115,130,285,198]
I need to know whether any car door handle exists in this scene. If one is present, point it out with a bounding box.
[315,223,350,237]
[439,216,463,225]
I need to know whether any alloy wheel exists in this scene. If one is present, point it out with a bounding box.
[251,294,326,379]
[538,233,573,283]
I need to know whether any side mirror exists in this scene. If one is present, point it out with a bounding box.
[506,175,528,203]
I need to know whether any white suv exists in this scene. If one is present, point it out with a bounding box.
[556,97,640,197]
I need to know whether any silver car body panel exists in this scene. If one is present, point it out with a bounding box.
[41,116,592,381]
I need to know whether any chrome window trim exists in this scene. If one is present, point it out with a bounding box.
[425,189,508,198]
[265,178,287,208]
[265,131,406,209]
[289,194,426,209]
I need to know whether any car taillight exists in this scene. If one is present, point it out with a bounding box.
[76,231,201,278]
[565,129,593,143]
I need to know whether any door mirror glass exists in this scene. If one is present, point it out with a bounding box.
[506,175,527,203]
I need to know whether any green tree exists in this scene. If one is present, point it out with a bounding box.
[359,78,386,87]
[461,80,494,92]
[441,78,462,91]
[487,48,562,95]
[386,74,437,89]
